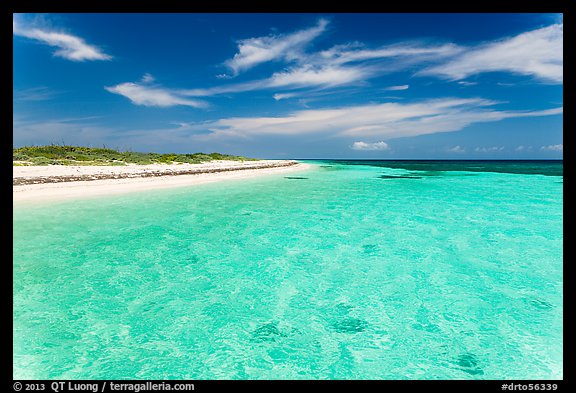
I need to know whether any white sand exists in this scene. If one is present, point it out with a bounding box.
[13,160,310,204]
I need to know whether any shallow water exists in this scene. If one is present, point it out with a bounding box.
[13,161,563,379]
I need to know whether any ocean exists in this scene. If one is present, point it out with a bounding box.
[13,160,563,379]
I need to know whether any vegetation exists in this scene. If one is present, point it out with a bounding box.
[13,145,258,166]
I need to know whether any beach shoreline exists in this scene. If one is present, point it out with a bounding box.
[13,160,310,204]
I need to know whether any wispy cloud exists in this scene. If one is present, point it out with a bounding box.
[474,146,504,153]
[318,42,461,65]
[540,144,563,151]
[515,145,533,152]
[272,88,358,102]
[384,85,409,91]
[267,64,371,89]
[105,75,208,108]
[457,81,478,86]
[422,24,563,83]
[13,115,114,147]
[273,92,299,101]
[175,23,466,99]
[448,145,466,153]
[205,98,562,140]
[351,141,390,151]
[105,20,564,111]
[13,17,111,61]
[13,87,59,102]
[171,64,372,98]
[141,73,155,83]
[224,18,329,75]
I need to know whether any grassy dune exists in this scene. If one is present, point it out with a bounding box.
[13,145,258,166]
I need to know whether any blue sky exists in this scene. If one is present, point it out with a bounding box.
[13,13,563,158]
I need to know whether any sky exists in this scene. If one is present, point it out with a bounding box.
[13,13,563,159]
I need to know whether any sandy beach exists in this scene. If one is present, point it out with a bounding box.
[13,160,310,204]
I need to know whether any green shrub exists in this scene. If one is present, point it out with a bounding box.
[29,156,57,166]
[13,145,259,165]
[13,152,30,161]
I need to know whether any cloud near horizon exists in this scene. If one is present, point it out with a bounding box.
[448,145,466,153]
[13,18,111,61]
[204,98,562,140]
[351,141,390,151]
[540,144,563,152]
[474,146,504,153]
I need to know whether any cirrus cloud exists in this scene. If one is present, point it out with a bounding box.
[225,18,329,75]
[203,98,562,140]
[105,75,208,108]
[384,85,410,91]
[421,23,563,83]
[109,20,564,111]
[13,18,111,61]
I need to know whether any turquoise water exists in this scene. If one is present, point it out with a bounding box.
[13,161,563,379]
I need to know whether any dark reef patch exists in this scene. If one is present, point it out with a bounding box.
[378,175,422,180]
[332,317,369,333]
[252,322,282,342]
[362,244,380,255]
[186,254,200,264]
[525,297,554,310]
[454,353,484,376]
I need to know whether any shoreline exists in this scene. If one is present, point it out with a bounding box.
[13,160,311,204]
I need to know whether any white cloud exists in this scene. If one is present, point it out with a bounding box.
[351,141,390,151]
[105,75,207,108]
[273,93,298,101]
[448,145,466,153]
[141,73,155,83]
[225,19,329,75]
[246,42,461,91]
[515,145,533,152]
[13,18,111,61]
[205,98,562,140]
[218,22,463,89]
[14,87,58,102]
[384,85,409,91]
[104,21,564,111]
[540,144,563,151]
[319,43,462,65]
[474,146,504,153]
[268,65,370,88]
[422,24,563,83]
[176,64,372,98]
[273,89,353,102]
[127,22,563,106]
